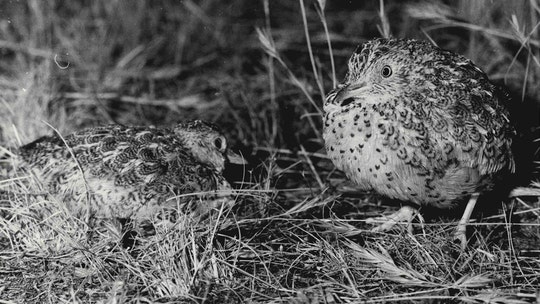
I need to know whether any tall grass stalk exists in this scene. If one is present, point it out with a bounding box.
[263,0,278,145]
[299,0,325,101]
[315,0,337,88]
[0,1,539,302]
[378,0,391,38]
[256,27,322,116]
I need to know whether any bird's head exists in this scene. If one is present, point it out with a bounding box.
[174,120,245,172]
[324,38,486,114]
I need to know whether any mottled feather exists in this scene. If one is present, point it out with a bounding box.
[324,38,514,208]
[17,120,236,219]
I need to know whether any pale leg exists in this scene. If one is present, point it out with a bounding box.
[367,205,417,233]
[454,193,479,250]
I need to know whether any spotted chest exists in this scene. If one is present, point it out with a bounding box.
[322,37,516,209]
[324,105,395,188]
[323,103,470,207]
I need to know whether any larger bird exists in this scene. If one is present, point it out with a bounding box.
[323,38,515,247]
[11,120,244,220]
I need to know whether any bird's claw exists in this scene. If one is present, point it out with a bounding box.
[366,205,419,234]
[453,225,468,250]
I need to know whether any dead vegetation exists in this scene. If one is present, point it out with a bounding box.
[0,0,539,303]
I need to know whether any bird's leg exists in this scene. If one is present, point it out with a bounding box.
[117,218,139,249]
[454,192,479,250]
[366,205,418,233]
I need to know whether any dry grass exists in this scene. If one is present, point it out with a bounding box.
[0,0,539,303]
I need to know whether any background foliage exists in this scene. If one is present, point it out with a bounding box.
[0,0,539,303]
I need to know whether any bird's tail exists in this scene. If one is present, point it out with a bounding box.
[1,190,37,201]
[0,190,50,215]
[0,145,21,178]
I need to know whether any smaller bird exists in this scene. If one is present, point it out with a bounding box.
[323,38,515,248]
[10,120,245,221]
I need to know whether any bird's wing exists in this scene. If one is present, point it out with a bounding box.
[416,54,516,177]
[19,125,223,197]
[448,83,515,176]
[19,126,166,185]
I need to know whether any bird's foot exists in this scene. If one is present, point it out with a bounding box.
[366,205,420,234]
[453,224,468,251]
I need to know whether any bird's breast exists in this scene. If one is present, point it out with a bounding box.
[323,107,389,191]
[323,105,458,205]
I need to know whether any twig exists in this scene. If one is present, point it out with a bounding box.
[299,144,324,189]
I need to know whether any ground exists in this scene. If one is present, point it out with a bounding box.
[0,1,539,303]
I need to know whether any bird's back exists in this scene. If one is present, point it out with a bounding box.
[18,125,229,218]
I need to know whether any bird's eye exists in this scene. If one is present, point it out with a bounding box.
[381,65,392,78]
[214,137,226,151]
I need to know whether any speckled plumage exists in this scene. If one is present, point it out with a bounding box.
[17,120,239,219]
[323,38,515,242]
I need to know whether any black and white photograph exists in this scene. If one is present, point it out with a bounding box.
[0,1,539,302]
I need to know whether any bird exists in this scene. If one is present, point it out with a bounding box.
[323,37,515,248]
[9,120,245,221]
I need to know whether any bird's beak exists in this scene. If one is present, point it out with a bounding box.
[227,150,247,165]
[327,82,366,108]
[337,82,366,102]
